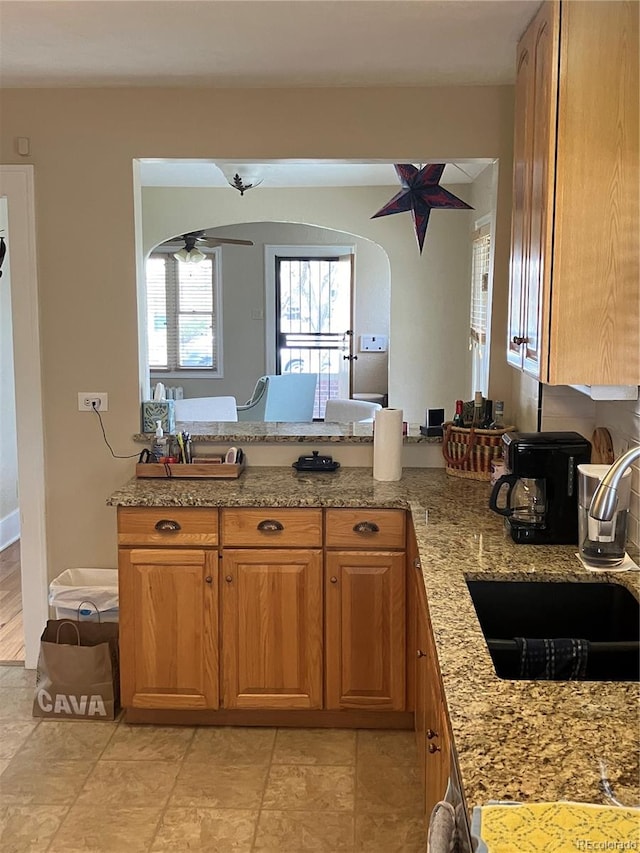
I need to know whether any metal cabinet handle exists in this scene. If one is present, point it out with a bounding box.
[353,521,380,535]
[257,519,284,532]
[428,743,441,753]
[427,728,438,739]
[413,557,421,570]
[330,576,338,584]
[416,649,426,658]
[225,575,233,583]
[154,519,181,532]
[512,335,528,346]
[205,576,213,584]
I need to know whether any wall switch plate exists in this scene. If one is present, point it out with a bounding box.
[360,334,388,352]
[78,393,108,412]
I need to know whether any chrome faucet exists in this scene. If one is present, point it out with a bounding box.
[589,444,640,521]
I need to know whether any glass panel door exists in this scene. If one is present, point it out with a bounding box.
[276,256,353,419]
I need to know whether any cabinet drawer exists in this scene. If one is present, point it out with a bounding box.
[222,508,322,547]
[117,507,218,546]
[325,509,406,549]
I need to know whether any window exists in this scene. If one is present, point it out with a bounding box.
[469,221,492,395]
[146,250,222,375]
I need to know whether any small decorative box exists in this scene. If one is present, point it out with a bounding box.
[141,400,176,434]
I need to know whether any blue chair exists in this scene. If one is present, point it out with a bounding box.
[237,374,317,421]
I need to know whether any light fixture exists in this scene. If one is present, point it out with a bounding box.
[173,233,206,264]
[217,164,265,196]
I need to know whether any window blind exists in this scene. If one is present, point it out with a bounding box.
[470,225,491,346]
[146,252,219,372]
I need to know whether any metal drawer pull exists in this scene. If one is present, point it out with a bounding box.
[428,743,441,753]
[416,649,426,658]
[257,519,284,532]
[353,521,380,534]
[512,335,528,346]
[205,576,213,584]
[154,519,181,532]
[426,728,438,739]
[413,557,421,570]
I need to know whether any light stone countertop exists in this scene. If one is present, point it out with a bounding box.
[107,466,640,812]
[133,421,441,444]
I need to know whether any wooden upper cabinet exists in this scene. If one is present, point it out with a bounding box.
[221,548,323,710]
[118,548,218,710]
[508,0,639,385]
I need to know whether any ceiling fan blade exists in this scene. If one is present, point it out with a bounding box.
[205,238,254,246]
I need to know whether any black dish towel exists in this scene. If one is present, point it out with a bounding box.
[515,637,589,680]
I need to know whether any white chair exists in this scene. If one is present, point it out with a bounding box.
[174,396,238,422]
[324,398,382,423]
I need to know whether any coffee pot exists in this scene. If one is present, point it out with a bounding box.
[489,475,546,527]
[488,431,591,544]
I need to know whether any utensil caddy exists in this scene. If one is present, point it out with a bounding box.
[135,462,245,480]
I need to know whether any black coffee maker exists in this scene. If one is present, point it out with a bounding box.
[489,432,591,544]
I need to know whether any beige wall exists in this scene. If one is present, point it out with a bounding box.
[0,198,19,542]
[0,85,514,576]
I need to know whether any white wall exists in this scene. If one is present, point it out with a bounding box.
[0,198,19,549]
[537,385,640,549]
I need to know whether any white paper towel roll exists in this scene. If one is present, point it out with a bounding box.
[373,408,403,481]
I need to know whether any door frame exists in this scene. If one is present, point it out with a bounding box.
[264,244,355,376]
[0,165,48,669]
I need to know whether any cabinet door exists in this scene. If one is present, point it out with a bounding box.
[414,569,450,826]
[507,29,535,370]
[524,0,559,379]
[325,551,405,710]
[221,549,323,709]
[119,548,218,710]
[508,0,559,377]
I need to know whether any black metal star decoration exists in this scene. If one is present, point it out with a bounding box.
[371,164,473,253]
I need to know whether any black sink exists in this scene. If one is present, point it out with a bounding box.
[466,580,640,682]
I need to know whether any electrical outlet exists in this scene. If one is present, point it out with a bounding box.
[78,392,108,412]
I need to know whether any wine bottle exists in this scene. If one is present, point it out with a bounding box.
[490,401,505,429]
[471,391,483,428]
[452,399,464,427]
[481,399,493,429]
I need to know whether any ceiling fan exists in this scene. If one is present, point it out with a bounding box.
[170,230,254,263]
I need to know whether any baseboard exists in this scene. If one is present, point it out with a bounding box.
[0,508,20,551]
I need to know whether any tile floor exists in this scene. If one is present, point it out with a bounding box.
[0,665,428,852]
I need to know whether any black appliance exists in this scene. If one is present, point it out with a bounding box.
[489,431,591,544]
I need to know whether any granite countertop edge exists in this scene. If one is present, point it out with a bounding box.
[107,466,640,811]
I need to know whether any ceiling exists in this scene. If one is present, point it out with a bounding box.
[0,0,540,89]
[140,159,494,188]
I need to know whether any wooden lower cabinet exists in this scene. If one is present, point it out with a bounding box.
[413,567,451,825]
[221,548,323,709]
[118,547,218,710]
[325,550,406,710]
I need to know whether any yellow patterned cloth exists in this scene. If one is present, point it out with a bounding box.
[474,801,640,853]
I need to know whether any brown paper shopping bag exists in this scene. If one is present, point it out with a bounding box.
[33,619,120,720]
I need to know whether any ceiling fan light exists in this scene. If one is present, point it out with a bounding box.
[174,246,206,264]
[187,247,206,263]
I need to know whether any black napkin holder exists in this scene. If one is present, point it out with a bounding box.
[292,450,340,472]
